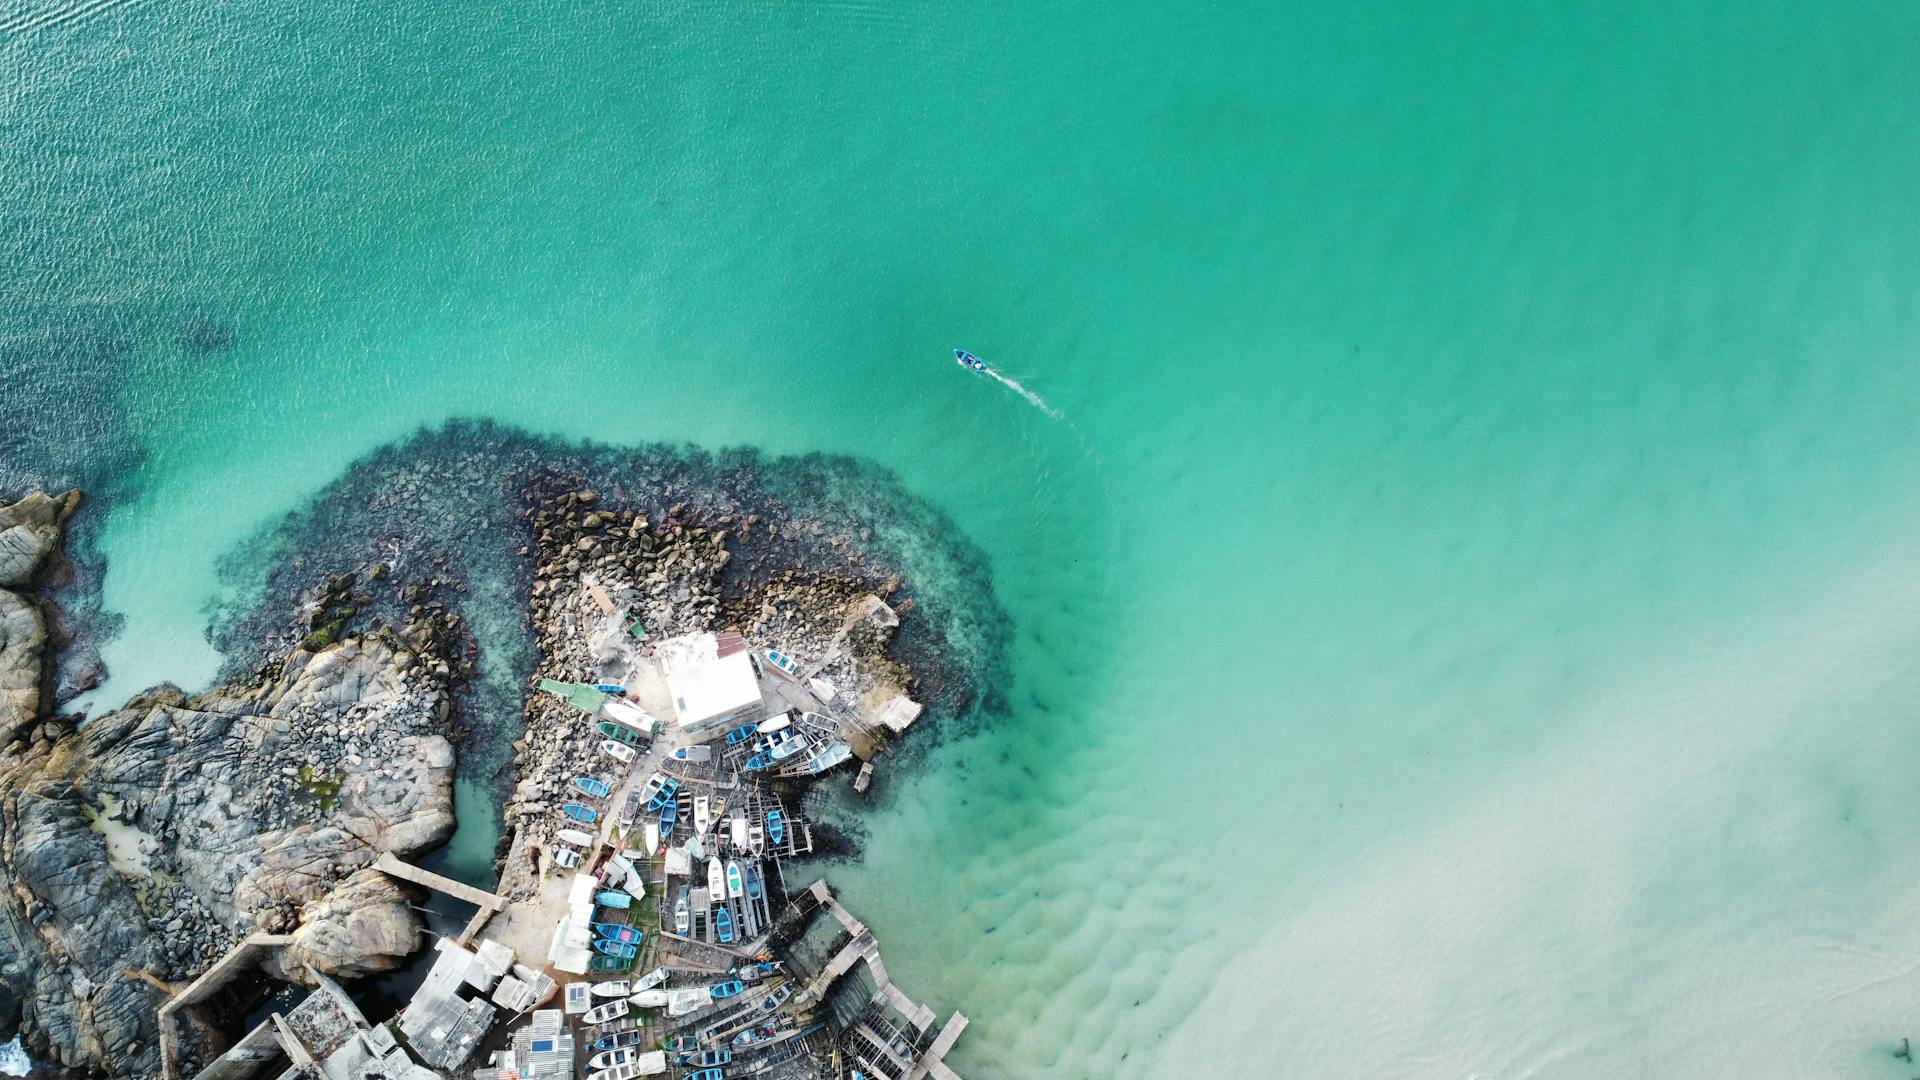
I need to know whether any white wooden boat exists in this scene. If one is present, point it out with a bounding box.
[706,857,725,901]
[627,988,668,1007]
[581,999,629,1025]
[557,828,595,847]
[588,1049,637,1071]
[756,711,791,734]
[693,796,711,836]
[589,980,631,998]
[634,964,670,990]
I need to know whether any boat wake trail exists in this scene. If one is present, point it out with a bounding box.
[955,349,1062,420]
[984,368,1061,419]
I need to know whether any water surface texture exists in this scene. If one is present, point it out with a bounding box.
[6,2,1920,1077]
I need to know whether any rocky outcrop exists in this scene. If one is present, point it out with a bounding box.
[0,491,461,1076]
[0,491,75,589]
[0,589,44,743]
[263,868,422,983]
[0,491,77,745]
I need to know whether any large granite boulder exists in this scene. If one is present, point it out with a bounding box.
[0,589,43,742]
[0,491,75,588]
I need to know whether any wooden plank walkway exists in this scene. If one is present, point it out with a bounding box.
[373,852,506,912]
[903,1013,969,1080]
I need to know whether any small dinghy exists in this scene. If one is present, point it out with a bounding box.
[562,803,598,824]
[627,988,668,1008]
[757,712,791,734]
[601,739,635,763]
[636,772,668,804]
[587,1048,637,1071]
[589,955,631,973]
[691,1048,732,1066]
[589,980,631,998]
[573,776,612,799]
[557,827,595,847]
[725,860,743,899]
[590,1029,643,1051]
[597,720,644,746]
[766,809,785,845]
[593,683,626,694]
[673,888,690,934]
[594,922,643,945]
[713,907,735,944]
[708,980,743,1000]
[595,891,632,910]
[635,964,670,990]
[553,847,581,869]
[646,777,681,811]
[707,857,726,900]
[593,939,638,960]
[693,796,711,835]
[672,744,713,763]
[643,820,660,852]
[745,863,764,901]
[657,800,678,835]
[954,348,988,371]
[724,723,758,745]
[580,999,630,1026]
[733,1024,779,1047]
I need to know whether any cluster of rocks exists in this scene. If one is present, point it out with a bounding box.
[0,492,464,1077]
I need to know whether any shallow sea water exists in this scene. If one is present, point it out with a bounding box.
[6,1,1920,1076]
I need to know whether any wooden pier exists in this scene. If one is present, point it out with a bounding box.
[371,852,507,943]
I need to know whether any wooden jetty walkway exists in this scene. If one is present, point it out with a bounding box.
[371,851,507,943]
[795,881,968,1080]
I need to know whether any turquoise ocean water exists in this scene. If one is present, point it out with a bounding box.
[7,1,1920,1076]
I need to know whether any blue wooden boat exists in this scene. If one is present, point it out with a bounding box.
[572,776,611,799]
[686,1070,725,1080]
[593,939,638,959]
[709,979,743,1000]
[666,1034,699,1053]
[954,348,988,371]
[658,800,678,834]
[595,922,643,945]
[594,891,632,910]
[745,865,763,901]
[594,683,626,694]
[589,954,631,973]
[724,723,758,745]
[693,1048,732,1066]
[562,803,598,824]
[743,751,773,771]
[732,1024,778,1047]
[645,777,680,811]
[766,810,784,845]
[714,908,734,945]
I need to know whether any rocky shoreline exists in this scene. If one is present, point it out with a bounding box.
[0,492,465,1076]
[0,428,1005,1077]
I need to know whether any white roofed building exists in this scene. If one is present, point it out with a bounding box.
[657,632,763,734]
